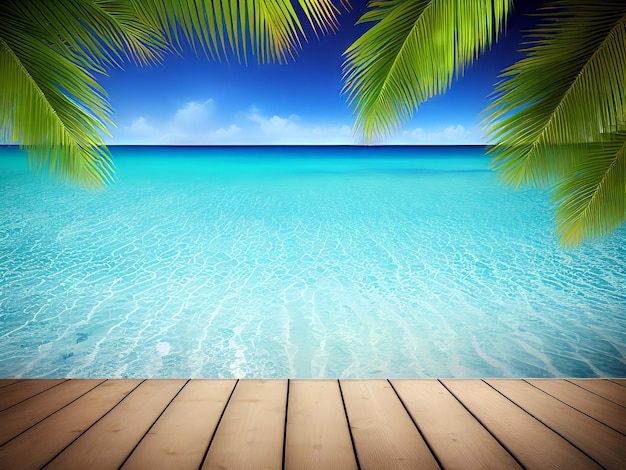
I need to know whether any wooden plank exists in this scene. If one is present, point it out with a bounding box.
[608,378,626,387]
[340,380,438,470]
[45,379,185,470]
[122,380,236,470]
[0,379,65,412]
[487,379,625,470]
[527,379,626,434]
[0,380,24,389]
[0,379,141,470]
[442,379,601,470]
[568,379,626,407]
[202,379,287,470]
[392,379,520,469]
[0,379,104,445]
[285,380,357,470]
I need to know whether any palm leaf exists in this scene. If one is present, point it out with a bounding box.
[297,0,343,36]
[93,0,169,66]
[1,0,346,187]
[0,0,169,187]
[485,1,626,188]
[343,0,511,143]
[552,132,626,246]
[13,0,167,72]
[133,0,344,64]
[1,9,110,187]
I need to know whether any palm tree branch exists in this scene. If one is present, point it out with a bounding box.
[343,1,431,141]
[485,2,626,188]
[297,0,341,36]
[0,31,113,188]
[9,0,166,71]
[93,0,169,66]
[343,0,511,143]
[552,132,626,246]
[132,0,344,64]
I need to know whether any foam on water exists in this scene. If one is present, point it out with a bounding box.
[0,145,624,378]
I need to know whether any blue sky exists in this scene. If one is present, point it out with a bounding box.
[101,2,542,146]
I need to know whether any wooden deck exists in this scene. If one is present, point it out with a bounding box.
[0,379,624,469]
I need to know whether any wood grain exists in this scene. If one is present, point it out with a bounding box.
[392,379,520,469]
[285,379,357,470]
[0,380,24,390]
[45,380,185,470]
[123,379,236,470]
[0,379,141,470]
[487,379,625,469]
[568,378,626,407]
[442,379,601,469]
[202,379,287,470]
[0,379,65,412]
[527,379,626,434]
[0,378,623,470]
[340,380,439,470]
[0,379,103,445]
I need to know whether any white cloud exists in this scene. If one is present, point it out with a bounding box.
[164,99,215,143]
[249,113,299,135]
[119,99,217,144]
[173,100,214,128]
[124,117,158,138]
[112,100,481,146]
[245,111,352,144]
[207,124,242,143]
[390,124,483,145]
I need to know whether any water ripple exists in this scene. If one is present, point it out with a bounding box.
[1,147,624,378]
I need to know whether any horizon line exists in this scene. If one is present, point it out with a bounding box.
[1,143,492,148]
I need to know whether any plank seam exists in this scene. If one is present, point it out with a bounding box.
[0,380,25,390]
[198,378,239,469]
[118,379,191,469]
[40,379,145,469]
[484,380,605,469]
[0,379,69,413]
[387,380,444,470]
[437,380,527,470]
[525,380,625,436]
[0,379,106,448]
[338,380,361,470]
[607,379,626,388]
[281,379,291,470]
[565,379,626,408]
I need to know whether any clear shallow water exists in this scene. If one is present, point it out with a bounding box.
[0,145,624,378]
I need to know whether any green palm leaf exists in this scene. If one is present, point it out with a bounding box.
[0,0,167,187]
[2,0,346,187]
[0,36,112,188]
[552,132,625,246]
[12,0,167,72]
[133,0,343,64]
[343,0,511,143]
[484,0,626,245]
[485,1,626,188]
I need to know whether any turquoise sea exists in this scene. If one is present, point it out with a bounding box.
[0,145,624,378]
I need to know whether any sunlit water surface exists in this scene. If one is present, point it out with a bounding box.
[1,146,624,378]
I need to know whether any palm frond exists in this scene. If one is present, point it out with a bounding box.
[11,0,167,72]
[0,0,168,187]
[552,132,626,246]
[133,0,345,64]
[93,0,169,66]
[1,0,347,187]
[297,0,342,36]
[485,1,626,188]
[0,34,114,188]
[343,0,511,143]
